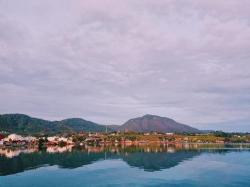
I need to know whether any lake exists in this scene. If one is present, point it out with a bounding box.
[0,144,250,187]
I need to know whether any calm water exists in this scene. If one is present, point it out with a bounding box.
[0,144,250,187]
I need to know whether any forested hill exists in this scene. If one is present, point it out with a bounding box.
[0,114,109,135]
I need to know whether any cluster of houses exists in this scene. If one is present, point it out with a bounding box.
[0,134,74,147]
[0,132,108,147]
[0,132,234,148]
[0,134,36,146]
[46,136,73,145]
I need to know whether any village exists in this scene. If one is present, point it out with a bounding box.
[1,131,250,149]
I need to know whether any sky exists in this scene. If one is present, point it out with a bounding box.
[0,0,250,132]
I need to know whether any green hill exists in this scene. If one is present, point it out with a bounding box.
[0,114,109,135]
[57,118,107,132]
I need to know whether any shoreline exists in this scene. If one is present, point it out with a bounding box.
[1,142,250,149]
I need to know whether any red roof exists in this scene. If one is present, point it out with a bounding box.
[0,134,4,140]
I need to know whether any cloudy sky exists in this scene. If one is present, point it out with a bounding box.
[0,0,250,131]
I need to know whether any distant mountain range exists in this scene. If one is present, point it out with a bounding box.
[0,114,109,135]
[0,113,200,135]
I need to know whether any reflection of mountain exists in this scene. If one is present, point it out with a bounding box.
[0,147,248,176]
[0,150,108,176]
[121,151,200,171]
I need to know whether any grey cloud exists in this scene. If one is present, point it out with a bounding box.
[0,0,250,131]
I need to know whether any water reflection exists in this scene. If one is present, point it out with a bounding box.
[0,144,249,176]
[0,147,38,158]
[46,145,74,153]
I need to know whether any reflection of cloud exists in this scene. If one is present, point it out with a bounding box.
[0,0,250,131]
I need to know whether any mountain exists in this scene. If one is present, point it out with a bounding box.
[107,125,120,131]
[0,113,200,135]
[57,118,107,132]
[118,114,200,133]
[0,114,58,134]
[0,114,108,135]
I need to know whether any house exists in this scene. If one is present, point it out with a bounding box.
[165,133,174,136]
[47,136,74,145]
[3,134,29,146]
[24,136,37,142]
[47,136,59,142]
[4,134,24,142]
[58,137,74,145]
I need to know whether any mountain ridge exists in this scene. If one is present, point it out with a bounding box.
[118,114,200,133]
[0,113,108,135]
[0,113,200,134]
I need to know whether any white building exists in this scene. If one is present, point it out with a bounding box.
[3,134,36,143]
[47,136,59,142]
[24,136,37,142]
[165,133,174,136]
[4,134,24,142]
[47,136,73,144]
